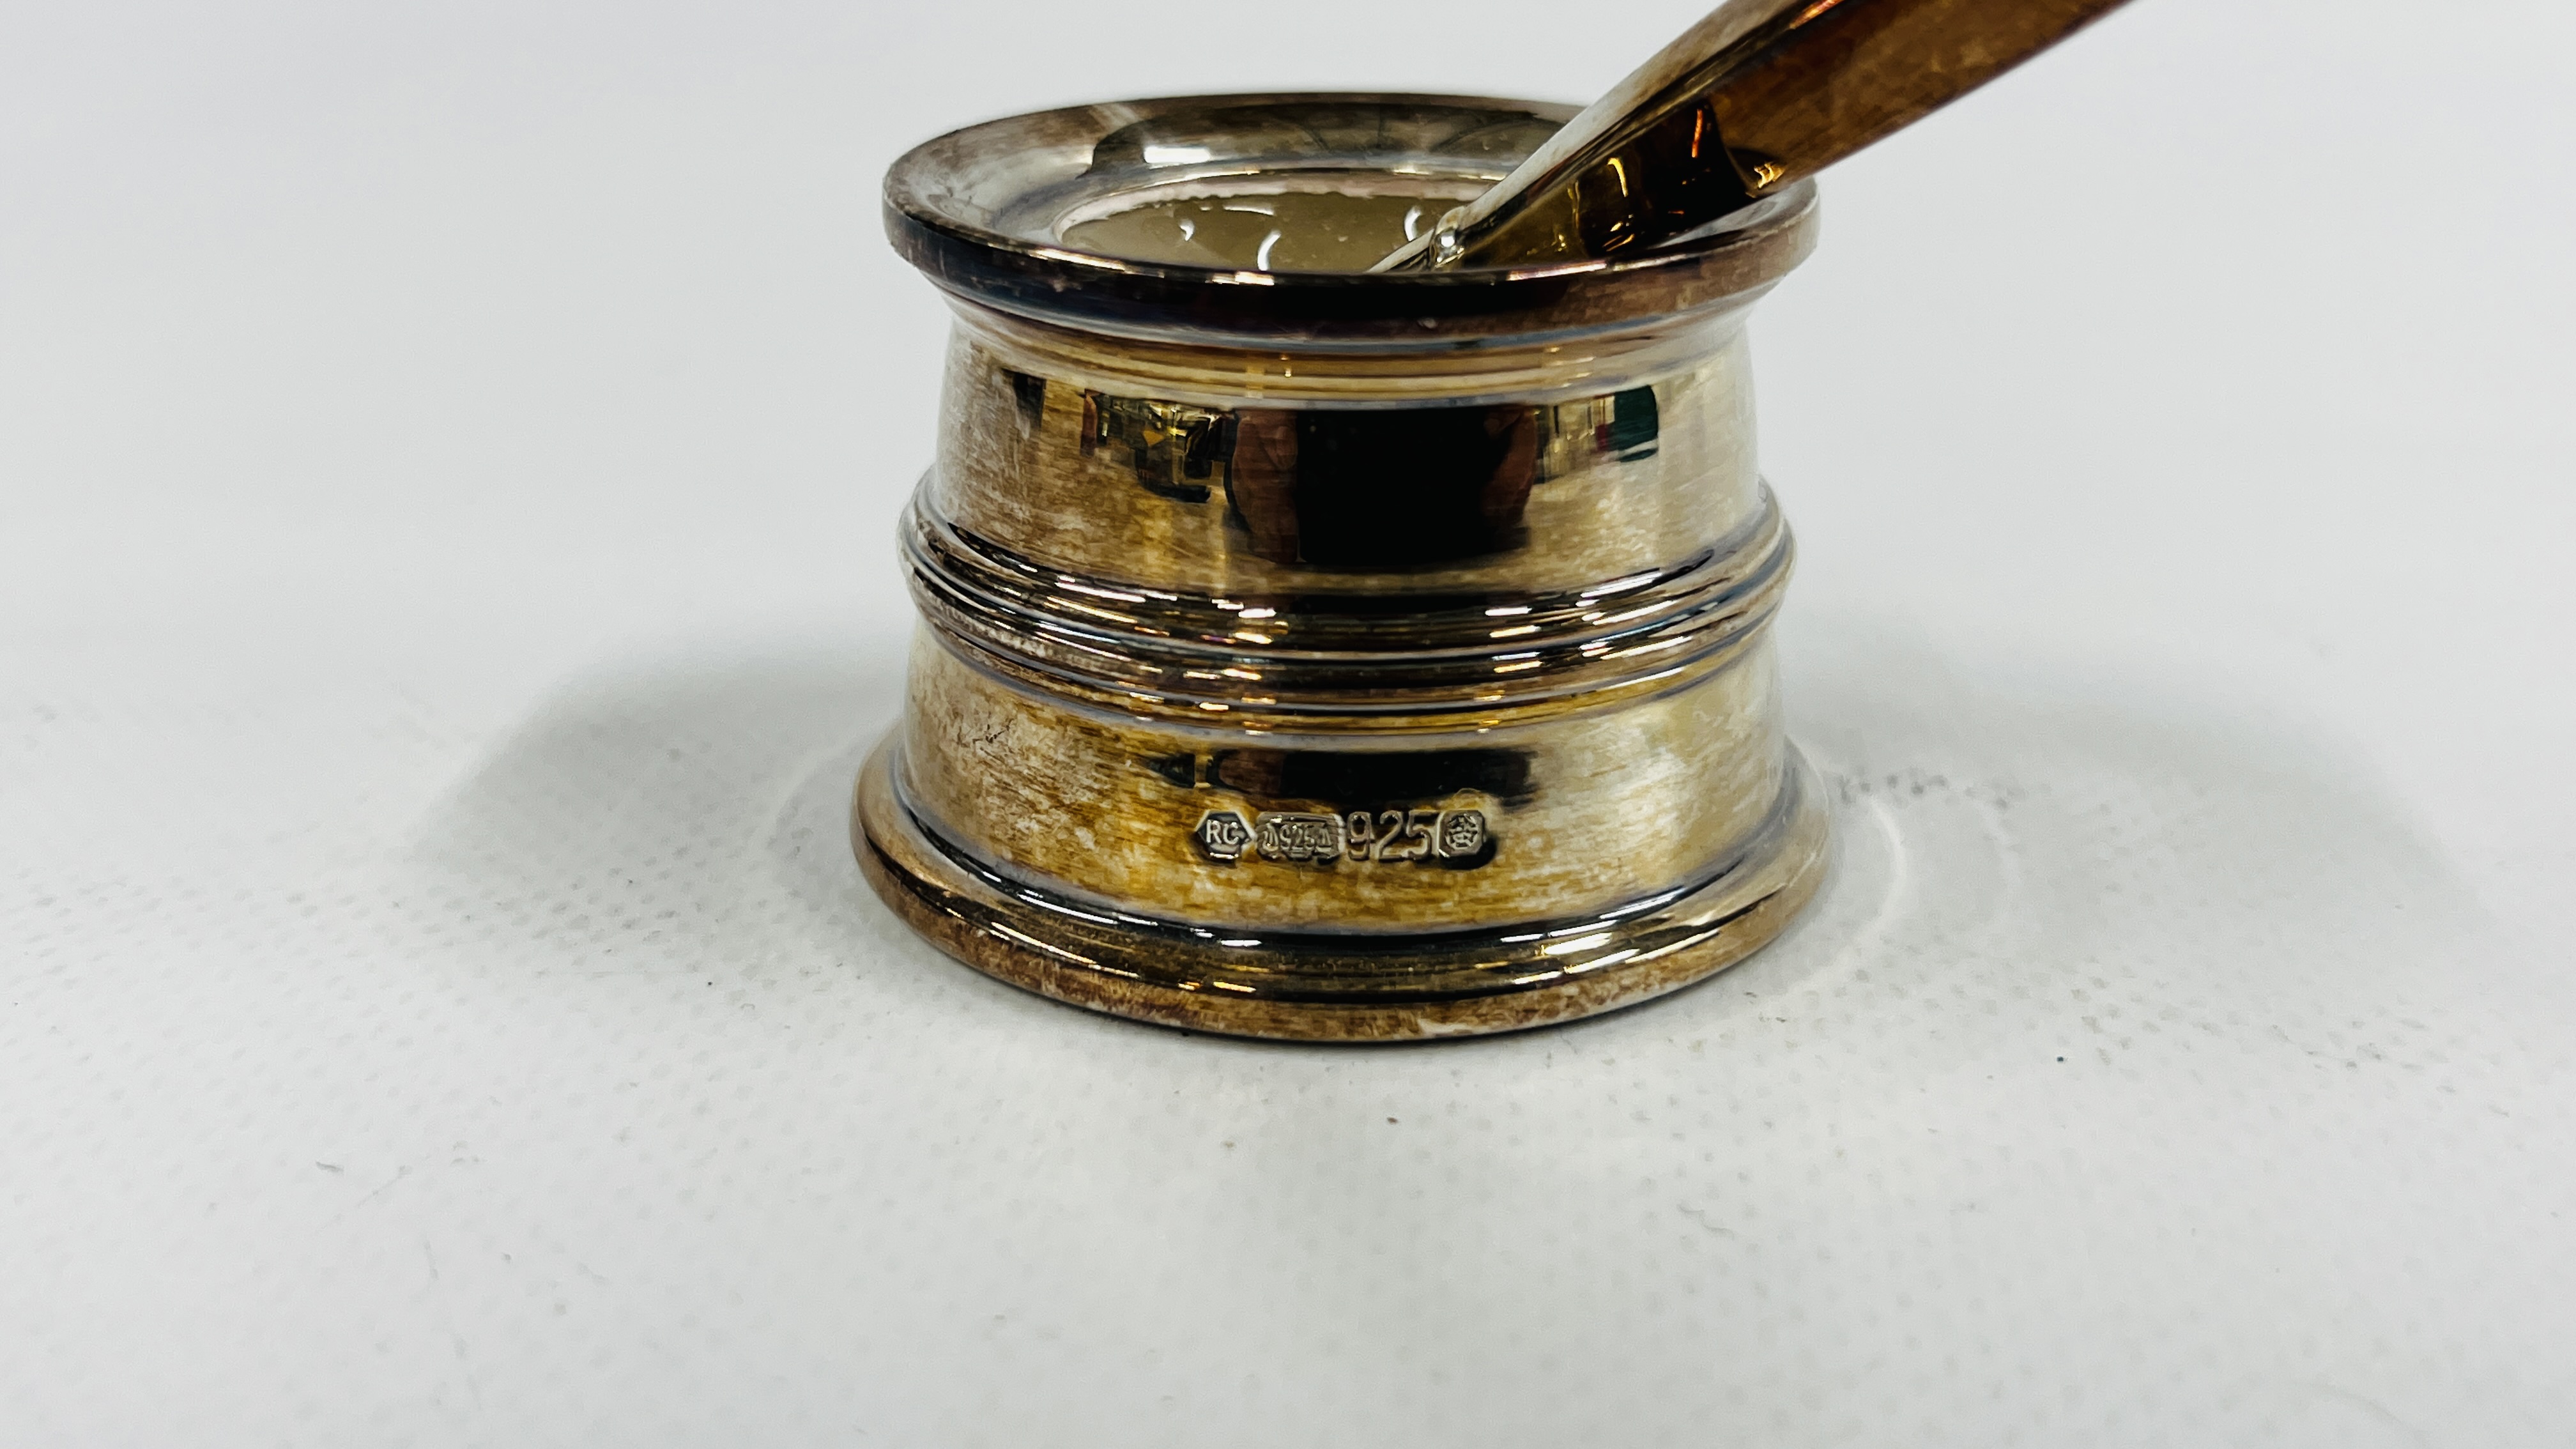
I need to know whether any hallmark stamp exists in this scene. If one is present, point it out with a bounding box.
[1254,812,1345,862]
[1194,810,1254,862]
[1345,808,1436,862]
[1193,807,1493,867]
[1435,809,1488,858]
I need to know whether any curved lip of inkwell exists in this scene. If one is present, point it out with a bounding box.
[882,91,1818,349]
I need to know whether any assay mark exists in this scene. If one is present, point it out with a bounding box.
[1193,807,1491,867]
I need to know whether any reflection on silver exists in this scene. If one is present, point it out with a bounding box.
[857,95,1832,1041]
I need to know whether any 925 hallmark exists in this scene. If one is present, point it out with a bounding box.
[1194,808,1491,866]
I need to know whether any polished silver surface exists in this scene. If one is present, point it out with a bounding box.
[862,95,1832,1039]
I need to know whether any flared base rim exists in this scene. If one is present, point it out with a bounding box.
[851,737,1830,1042]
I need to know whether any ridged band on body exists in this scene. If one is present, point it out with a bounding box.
[901,484,1793,720]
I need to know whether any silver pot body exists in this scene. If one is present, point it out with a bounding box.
[859,94,1828,1039]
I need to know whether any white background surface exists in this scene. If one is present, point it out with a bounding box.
[5,1,2573,1443]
